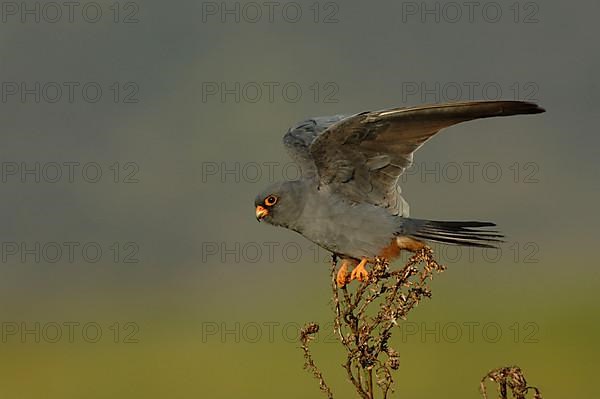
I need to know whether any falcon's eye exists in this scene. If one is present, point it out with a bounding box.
[264,195,278,206]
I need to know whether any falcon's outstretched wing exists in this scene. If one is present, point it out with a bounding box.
[307,101,545,216]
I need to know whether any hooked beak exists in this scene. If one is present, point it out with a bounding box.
[255,205,268,221]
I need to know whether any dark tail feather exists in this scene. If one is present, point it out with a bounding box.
[404,219,504,249]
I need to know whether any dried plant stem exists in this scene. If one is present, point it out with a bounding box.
[299,323,333,399]
[480,366,543,399]
[323,248,445,398]
[300,249,543,399]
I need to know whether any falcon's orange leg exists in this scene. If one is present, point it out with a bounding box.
[336,259,356,287]
[339,237,425,287]
[350,258,369,282]
[378,236,426,262]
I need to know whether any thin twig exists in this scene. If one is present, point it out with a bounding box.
[299,323,334,399]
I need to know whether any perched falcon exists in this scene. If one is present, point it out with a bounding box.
[254,101,545,286]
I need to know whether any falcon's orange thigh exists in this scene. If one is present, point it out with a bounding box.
[378,236,426,260]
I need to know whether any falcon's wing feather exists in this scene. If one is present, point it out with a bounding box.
[282,114,350,178]
[308,101,545,215]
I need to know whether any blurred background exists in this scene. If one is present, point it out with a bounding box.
[0,0,598,397]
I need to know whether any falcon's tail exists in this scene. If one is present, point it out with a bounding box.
[401,219,504,249]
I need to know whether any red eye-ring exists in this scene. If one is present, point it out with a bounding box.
[264,195,278,206]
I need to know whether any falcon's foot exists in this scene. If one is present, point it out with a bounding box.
[350,258,369,283]
[336,259,352,288]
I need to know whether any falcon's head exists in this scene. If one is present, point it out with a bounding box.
[254,180,307,228]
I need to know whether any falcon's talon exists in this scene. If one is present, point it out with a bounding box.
[350,258,369,283]
[336,261,351,287]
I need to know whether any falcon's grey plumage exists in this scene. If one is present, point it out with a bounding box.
[254,101,545,286]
